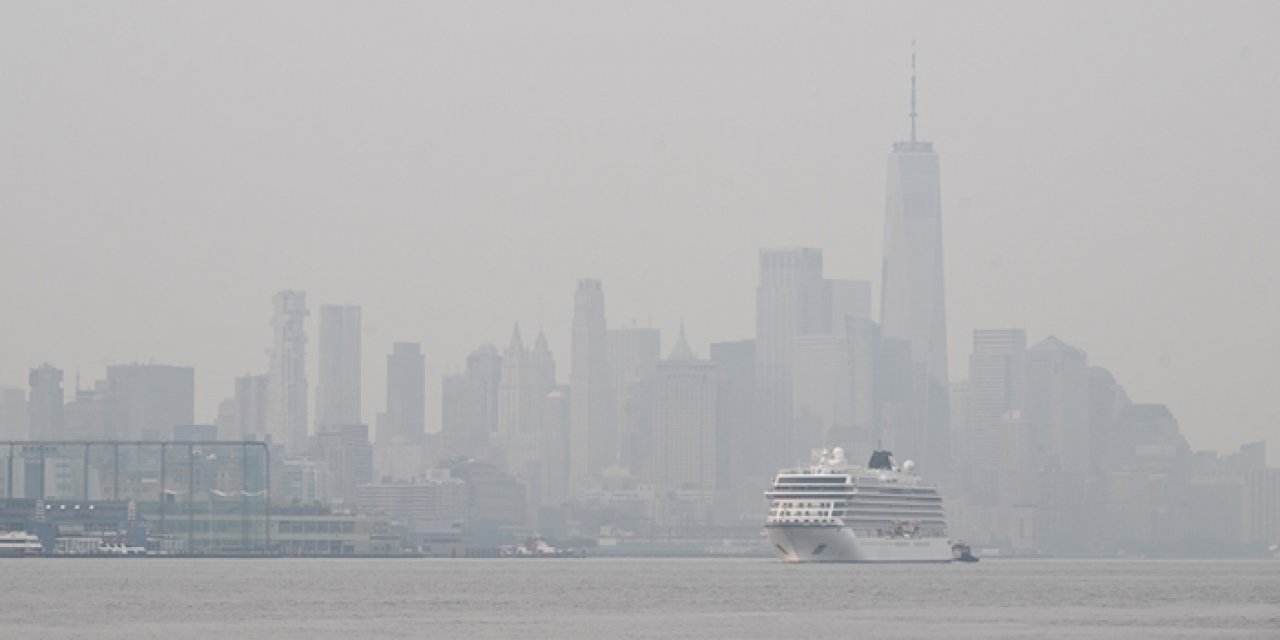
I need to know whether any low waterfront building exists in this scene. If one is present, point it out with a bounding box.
[271,508,396,555]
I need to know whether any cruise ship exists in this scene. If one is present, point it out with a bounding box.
[765,447,952,563]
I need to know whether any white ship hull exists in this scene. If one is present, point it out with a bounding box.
[766,525,952,563]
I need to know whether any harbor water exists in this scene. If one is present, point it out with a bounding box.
[2,558,1277,638]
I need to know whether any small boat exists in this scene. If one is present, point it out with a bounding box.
[500,537,584,558]
[0,531,44,557]
[951,542,979,563]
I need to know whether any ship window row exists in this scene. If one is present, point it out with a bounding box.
[843,502,944,510]
[852,487,939,495]
[850,528,949,539]
[768,502,942,513]
[770,485,854,491]
[775,477,849,484]
[840,514,946,521]
[842,499,943,507]
[841,509,945,518]
[839,513,945,520]
[768,496,942,506]
[764,492,856,500]
[842,496,942,505]
[770,501,834,508]
[772,512,832,518]
[844,494,941,501]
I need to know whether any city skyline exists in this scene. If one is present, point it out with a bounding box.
[1,2,1277,462]
[2,5,1280,638]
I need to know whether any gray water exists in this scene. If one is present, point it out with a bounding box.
[2,559,1277,639]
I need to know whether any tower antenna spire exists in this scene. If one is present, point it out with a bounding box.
[910,39,918,143]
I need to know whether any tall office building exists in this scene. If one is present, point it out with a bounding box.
[784,280,874,464]
[1025,337,1090,473]
[493,326,531,485]
[1087,366,1131,473]
[528,331,561,501]
[845,316,879,452]
[465,344,502,434]
[316,304,361,430]
[791,335,856,451]
[879,52,948,385]
[648,327,719,491]
[268,290,309,451]
[498,326,535,436]
[1025,338,1091,555]
[965,329,1027,504]
[105,364,195,440]
[27,365,63,440]
[233,374,270,441]
[709,339,756,521]
[755,248,826,468]
[381,342,425,444]
[493,328,557,442]
[569,279,613,491]
[540,386,571,505]
[0,386,28,440]
[314,424,373,507]
[1244,467,1280,547]
[878,52,951,470]
[529,329,557,400]
[608,324,661,474]
[64,382,125,441]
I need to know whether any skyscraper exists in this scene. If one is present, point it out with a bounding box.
[755,248,826,468]
[880,50,948,383]
[268,290,309,451]
[529,329,557,404]
[1025,337,1092,555]
[27,364,63,440]
[498,325,534,436]
[530,330,561,501]
[492,328,557,439]
[540,386,571,505]
[381,342,425,445]
[105,364,195,440]
[316,304,361,430]
[64,382,125,441]
[965,328,1027,504]
[314,424,373,507]
[608,324,660,474]
[465,344,502,434]
[1025,337,1090,473]
[495,325,539,486]
[233,373,270,441]
[878,50,951,469]
[648,326,719,492]
[791,334,856,450]
[845,315,879,453]
[569,279,612,491]
[709,339,756,520]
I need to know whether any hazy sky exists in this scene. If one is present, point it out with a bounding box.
[2,1,1277,460]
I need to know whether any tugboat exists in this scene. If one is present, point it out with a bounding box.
[951,541,979,563]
